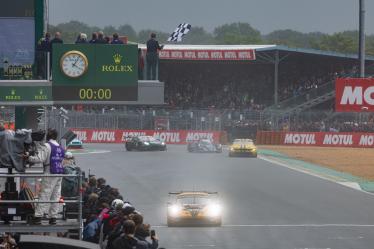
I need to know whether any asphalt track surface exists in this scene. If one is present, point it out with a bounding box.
[76,144,374,249]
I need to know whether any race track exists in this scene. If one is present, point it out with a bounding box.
[75,144,374,249]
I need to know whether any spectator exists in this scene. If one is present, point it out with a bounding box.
[89,32,98,43]
[49,32,63,75]
[111,33,124,44]
[97,31,107,44]
[112,220,148,249]
[76,33,88,44]
[104,36,111,44]
[138,49,145,80]
[36,32,51,78]
[0,233,17,249]
[51,31,63,45]
[135,224,158,249]
[146,33,163,80]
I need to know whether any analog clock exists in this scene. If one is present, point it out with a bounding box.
[60,50,88,78]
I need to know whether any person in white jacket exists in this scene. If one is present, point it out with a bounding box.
[27,129,65,225]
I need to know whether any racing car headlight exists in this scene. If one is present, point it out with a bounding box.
[230,147,235,151]
[161,142,165,145]
[168,205,182,217]
[143,142,150,145]
[206,204,222,217]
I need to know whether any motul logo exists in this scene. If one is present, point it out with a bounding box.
[186,132,214,141]
[73,131,87,141]
[336,78,374,112]
[323,134,353,145]
[122,131,146,141]
[359,135,374,146]
[284,134,316,145]
[91,131,116,142]
[153,132,180,143]
[340,86,374,106]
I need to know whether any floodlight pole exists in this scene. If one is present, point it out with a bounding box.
[359,0,365,78]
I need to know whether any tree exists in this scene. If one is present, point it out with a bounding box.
[179,26,214,44]
[264,29,325,48]
[137,30,169,44]
[117,24,137,41]
[317,31,358,54]
[103,25,118,37]
[213,22,262,44]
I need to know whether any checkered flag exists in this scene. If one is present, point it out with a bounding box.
[167,23,192,42]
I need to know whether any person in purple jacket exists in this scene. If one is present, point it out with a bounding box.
[28,128,65,225]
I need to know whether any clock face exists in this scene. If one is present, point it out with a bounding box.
[60,51,88,78]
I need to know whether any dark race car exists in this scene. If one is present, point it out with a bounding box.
[125,136,167,151]
[187,139,222,153]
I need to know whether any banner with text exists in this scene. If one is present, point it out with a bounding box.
[70,129,223,144]
[336,78,374,112]
[257,131,374,148]
[158,49,256,61]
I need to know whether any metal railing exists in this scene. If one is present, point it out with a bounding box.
[268,80,336,111]
[0,172,83,239]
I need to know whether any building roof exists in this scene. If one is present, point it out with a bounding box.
[138,44,374,61]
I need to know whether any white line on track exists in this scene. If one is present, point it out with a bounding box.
[258,155,374,197]
[152,224,374,228]
[72,150,111,155]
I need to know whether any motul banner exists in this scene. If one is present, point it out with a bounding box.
[70,129,223,144]
[282,132,374,148]
[158,49,256,61]
[336,78,374,112]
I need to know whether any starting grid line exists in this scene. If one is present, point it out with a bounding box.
[152,224,374,228]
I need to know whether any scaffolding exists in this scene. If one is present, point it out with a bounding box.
[0,172,83,239]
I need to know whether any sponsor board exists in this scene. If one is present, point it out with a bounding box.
[157,49,256,61]
[336,78,374,112]
[281,132,374,148]
[70,129,223,144]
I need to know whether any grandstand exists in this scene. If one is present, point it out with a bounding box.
[137,44,374,111]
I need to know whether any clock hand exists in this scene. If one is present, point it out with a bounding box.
[72,57,79,66]
[74,65,84,71]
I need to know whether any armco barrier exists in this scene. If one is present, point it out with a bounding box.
[70,129,226,145]
[257,131,374,148]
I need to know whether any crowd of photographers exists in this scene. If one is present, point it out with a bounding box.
[81,176,159,249]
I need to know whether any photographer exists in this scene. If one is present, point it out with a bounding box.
[27,129,65,225]
[135,224,158,249]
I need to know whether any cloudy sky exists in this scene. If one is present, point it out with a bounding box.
[49,0,374,34]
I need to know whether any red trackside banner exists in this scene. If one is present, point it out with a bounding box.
[281,132,374,148]
[158,49,256,61]
[336,78,374,112]
[70,129,223,144]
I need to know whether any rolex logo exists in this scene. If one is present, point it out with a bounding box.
[113,54,123,64]
[11,89,15,95]
[39,89,44,95]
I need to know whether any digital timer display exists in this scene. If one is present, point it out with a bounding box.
[53,86,137,102]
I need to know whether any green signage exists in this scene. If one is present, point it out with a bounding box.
[0,86,52,102]
[52,44,138,102]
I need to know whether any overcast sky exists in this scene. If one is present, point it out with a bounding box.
[49,0,374,35]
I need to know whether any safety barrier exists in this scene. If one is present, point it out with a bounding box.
[70,128,227,145]
[257,131,374,148]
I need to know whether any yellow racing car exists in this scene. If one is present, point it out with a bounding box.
[167,191,222,227]
[229,138,257,157]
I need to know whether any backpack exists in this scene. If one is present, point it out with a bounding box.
[48,142,65,174]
